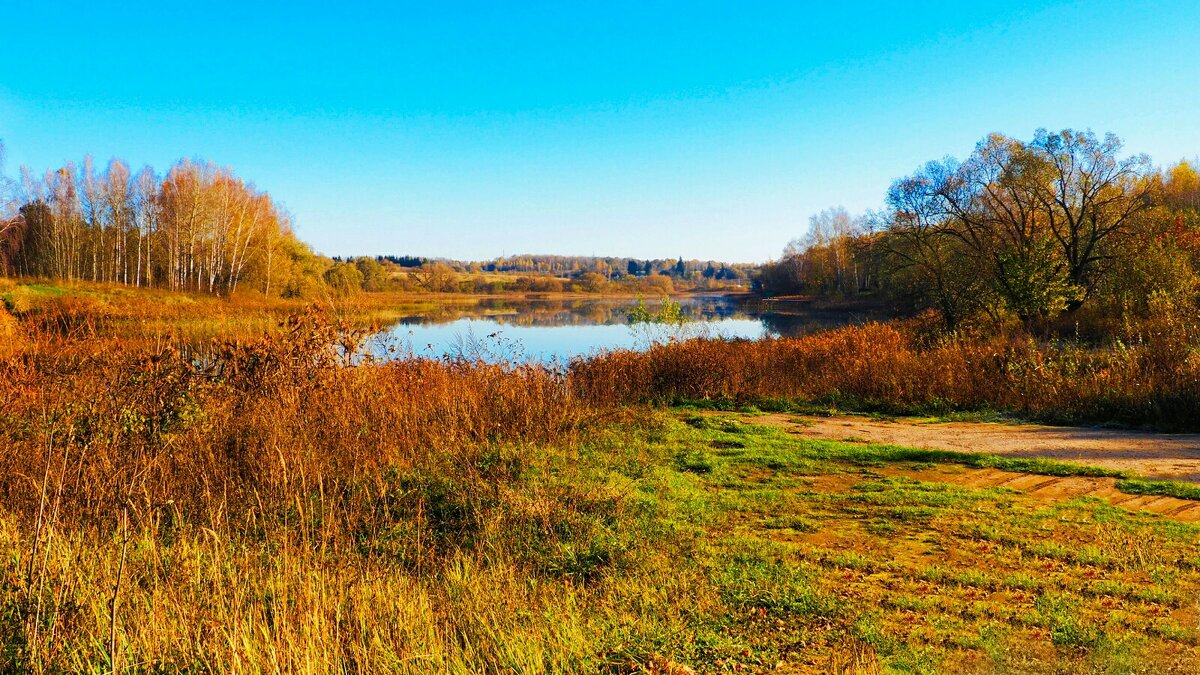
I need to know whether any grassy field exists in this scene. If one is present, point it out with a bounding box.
[5,407,1200,672]
[650,413,1200,672]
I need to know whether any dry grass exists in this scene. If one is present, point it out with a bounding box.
[0,306,645,672]
[573,320,1200,430]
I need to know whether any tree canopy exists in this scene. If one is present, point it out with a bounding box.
[758,129,1197,330]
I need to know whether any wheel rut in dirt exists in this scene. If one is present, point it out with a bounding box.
[723,412,1200,522]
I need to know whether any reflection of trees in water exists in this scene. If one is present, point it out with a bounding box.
[759,312,841,337]
[758,308,882,337]
[382,295,877,335]
[385,298,653,328]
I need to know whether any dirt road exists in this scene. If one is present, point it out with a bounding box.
[756,414,1200,482]
[726,413,1200,521]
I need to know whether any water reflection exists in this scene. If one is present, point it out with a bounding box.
[380,295,876,362]
[390,296,748,328]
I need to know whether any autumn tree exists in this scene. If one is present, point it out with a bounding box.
[408,262,456,292]
[757,207,876,298]
[324,261,365,295]
[2,151,327,297]
[883,178,993,326]
[353,256,389,291]
[885,129,1155,323]
[0,142,20,275]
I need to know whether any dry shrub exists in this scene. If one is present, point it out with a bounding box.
[0,309,592,531]
[0,307,661,671]
[0,305,17,340]
[573,321,1200,429]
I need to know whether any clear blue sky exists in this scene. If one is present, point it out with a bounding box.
[2,1,1198,262]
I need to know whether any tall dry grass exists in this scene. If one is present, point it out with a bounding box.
[572,318,1200,430]
[0,307,678,672]
[1,309,586,522]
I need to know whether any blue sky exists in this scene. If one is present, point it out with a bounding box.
[2,1,1198,262]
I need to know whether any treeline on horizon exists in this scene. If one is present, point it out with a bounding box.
[0,143,755,298]
[10,127,1196,317]
[758,129,1200,334]
[347,253,753,294]
[367,253,752,281]
[0,148,348,297]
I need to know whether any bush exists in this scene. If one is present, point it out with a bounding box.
[323,261,365,295]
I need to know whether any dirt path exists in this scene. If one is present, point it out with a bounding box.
[755,414,1200,482]
[718,413,1200,522]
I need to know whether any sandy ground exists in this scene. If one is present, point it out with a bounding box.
[732,413,1200,521]
[761,414,1200,482]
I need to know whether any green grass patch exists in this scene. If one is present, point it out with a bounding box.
[1115,478,1200,501]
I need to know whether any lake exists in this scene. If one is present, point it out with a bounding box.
[379,295,872,362]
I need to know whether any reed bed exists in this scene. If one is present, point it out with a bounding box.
[572,320,1200,430]
[0,308,674,672]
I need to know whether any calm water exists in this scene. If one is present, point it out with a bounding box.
[379,295,869,362]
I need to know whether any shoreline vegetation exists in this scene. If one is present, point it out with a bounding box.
[5,276,1198,433]
[0,147,754,299]
[0,277,756,345]
[1,127,1199,671]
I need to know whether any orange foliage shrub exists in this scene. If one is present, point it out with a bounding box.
[572,322,1200,429]
[3,306,1198,537]
[0,309,587,529]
